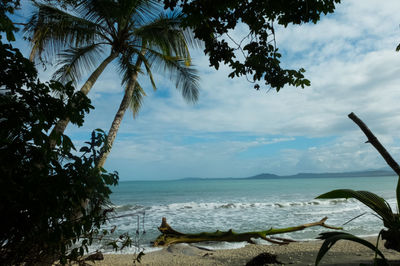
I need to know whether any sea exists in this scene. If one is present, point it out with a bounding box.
[100,175,398,253]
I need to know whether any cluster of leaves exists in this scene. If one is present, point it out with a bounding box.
[30,0,341,91]
[0,0,20,41]
[315,190,399,265]
[162,0,341,90]
[0,39,127,264]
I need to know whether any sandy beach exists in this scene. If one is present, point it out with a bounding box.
[88,237,400,265]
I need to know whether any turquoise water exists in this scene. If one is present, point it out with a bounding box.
[105,175,397,252]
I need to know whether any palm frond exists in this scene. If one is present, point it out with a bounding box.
[25,3,103,61]
[136,50,157,91]
[77,0,119,36]
[82,0,160,32]
[316,189,395,227]
[118,48,143,87]
[123,0,161,27]
[128,81,146,118]
[133,11,201,64]
[142,49,200,103]
[52,44,105,84]
[165,58,199,103]
[143,60,157,91]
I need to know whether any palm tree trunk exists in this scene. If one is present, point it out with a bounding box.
[96,76,139,168]
[96,81,136,168]
[50,52,118,145]
[96,53,144,168]
[79,52,119,96]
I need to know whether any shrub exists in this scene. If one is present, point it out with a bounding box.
[0,40,124,265]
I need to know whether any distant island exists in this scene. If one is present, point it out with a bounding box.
[247,170,396,179]
[181,169,396,181]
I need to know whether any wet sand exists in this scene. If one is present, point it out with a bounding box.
[88,237,400,265]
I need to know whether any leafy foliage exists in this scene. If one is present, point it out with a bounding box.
[0,0,20,41]
[25,0,200,105]
[316,232,388,266]
[315,185,400,265]
[162,0,341,90]
[316,190,396,228]
[40,0,342,90]
[316,192,399,265]
[0,40,126,264]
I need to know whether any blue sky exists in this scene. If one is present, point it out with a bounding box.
[11,0,400,180]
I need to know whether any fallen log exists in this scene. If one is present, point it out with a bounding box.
[153,217,341,246]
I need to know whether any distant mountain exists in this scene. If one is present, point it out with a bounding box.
[246,170,396,180]
[246,173,280,179]
[179,169,396,181]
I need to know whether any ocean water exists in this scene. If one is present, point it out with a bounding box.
[103,175,397,253]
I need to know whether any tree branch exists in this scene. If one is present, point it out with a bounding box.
[348,112,400,176]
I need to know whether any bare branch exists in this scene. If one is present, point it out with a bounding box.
[348,112,400,176]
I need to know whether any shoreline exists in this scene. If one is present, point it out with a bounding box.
[90,237,400,265]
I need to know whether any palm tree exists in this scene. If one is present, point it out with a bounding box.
[25,0,200,164]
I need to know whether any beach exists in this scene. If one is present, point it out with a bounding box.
[91,237,399,265]
[109,177,398,248]
[94,177,400,265]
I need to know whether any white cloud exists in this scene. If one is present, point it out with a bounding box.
[278,134,398,174]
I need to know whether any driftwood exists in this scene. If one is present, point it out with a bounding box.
[153,217,341,246]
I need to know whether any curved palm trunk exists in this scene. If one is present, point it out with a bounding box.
[78,52,119,96]
[50,52,118,143]
[96,80,136,168]
[96,54,144,168]
[96,76,139,168]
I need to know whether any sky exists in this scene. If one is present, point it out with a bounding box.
[11,0,400,180]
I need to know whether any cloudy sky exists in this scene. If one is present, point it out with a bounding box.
[13,1,400,180]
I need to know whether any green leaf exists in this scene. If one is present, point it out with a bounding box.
[107,241,119,250]
[315,232,388,266]
[6,30,15,42]
[136,251,145,263]
[316,189,395,226]
[396,176,400,213]
[128,82,146,118]
[60,256,67,265]
[62,135,75,151]
[80,146,90,153]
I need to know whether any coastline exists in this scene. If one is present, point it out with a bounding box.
[90,237,400,265]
